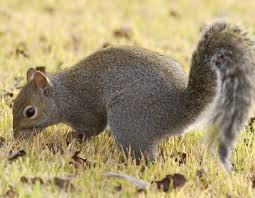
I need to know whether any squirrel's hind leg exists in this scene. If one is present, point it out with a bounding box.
[115,133,157,162]
[108,112,157,162]
[218,142,234,172]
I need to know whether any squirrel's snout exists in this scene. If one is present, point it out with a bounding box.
[13,122,22,140]
[12,119,33,139]
[12,118,41,140]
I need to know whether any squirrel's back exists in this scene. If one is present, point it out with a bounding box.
[68,46,187,89]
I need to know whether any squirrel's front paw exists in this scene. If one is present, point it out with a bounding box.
[66,131,85,144]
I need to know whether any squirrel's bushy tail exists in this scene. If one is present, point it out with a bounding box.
[191,19,255,170]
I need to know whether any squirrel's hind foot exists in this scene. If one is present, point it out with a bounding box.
[220,159,233,172]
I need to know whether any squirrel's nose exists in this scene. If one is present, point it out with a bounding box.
[12,118,26,139]
[13,121,21,139]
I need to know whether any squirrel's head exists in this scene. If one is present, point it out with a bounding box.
[12,68,59,139]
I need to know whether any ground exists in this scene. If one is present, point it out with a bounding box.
[0,0,255,197]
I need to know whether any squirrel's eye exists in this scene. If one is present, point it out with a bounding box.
[23,106,37,119]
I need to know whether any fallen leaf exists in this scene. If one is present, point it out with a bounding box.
[114,184,122,192]
[113,27,133,39]
[70,150,94,168]
[104,172,148,190]
[154,175,171,192]
[171,174,186,188]
[0,185,18,198]
[8,149,26,161]
[71,150,86,162]
[251,174,255,188]
[3,91,13,98]
[136,188,146,193]
[170,152,187,166]
[53,177,74,190]
[155,173,186,192]
[20,176,44,185]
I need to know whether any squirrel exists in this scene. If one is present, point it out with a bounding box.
[12,19,255,171]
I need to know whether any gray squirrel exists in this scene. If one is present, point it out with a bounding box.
[12,19,255,171]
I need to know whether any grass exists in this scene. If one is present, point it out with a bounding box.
[0,0,255,197]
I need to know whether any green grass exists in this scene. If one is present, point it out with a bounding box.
[0,0,255,197]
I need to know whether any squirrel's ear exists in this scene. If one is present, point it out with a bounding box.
[34,71,51,94]
[27,68,37,82]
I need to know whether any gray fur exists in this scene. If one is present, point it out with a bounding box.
[186,20,255,170]
[13,20,255,169]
